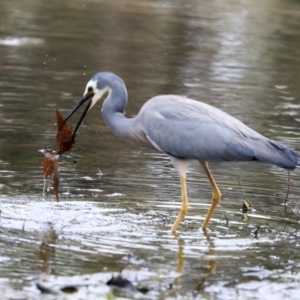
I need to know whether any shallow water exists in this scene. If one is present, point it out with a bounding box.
[0,0,300,299]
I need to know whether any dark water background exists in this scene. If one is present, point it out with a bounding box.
[0,0,300,299]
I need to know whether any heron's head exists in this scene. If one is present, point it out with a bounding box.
[64,72,124,136]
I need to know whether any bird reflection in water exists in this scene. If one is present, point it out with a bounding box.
[172,230,216,294]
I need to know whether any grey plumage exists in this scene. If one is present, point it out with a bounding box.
[137,95,299,169]
[64,71,299,232]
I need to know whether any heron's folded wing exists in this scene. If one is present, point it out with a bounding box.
[138,96,298,168]
[139,110,257,162]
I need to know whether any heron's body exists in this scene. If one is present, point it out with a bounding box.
[105,94,298,169]
[65,72,299,232]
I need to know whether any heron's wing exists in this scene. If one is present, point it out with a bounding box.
[137,95,298,169]
[140,95,263,138]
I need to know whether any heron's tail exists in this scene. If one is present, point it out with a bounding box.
[255,139,299,170]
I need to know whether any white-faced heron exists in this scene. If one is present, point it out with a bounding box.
[64,72,299,232]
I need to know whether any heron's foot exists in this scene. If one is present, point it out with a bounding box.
[201,222,208,231]
[171,207,189,233]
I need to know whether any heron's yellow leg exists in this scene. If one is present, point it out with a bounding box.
[200,161,221,230]
[171,176,189,233]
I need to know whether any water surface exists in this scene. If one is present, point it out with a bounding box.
[0,0,300,299]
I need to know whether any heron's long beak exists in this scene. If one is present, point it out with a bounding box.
[64,91,95,138]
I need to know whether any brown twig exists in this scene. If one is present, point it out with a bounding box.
[223,213,229,226]
[238,177,249,202]
[284,171,290,205]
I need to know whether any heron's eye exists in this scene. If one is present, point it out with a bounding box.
[87,86,93,93]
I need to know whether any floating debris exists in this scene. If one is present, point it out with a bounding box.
[238,177,252,221]
[254,226,260,239]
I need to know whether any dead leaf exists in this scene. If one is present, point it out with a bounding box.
[56,109,75,154]
[242,199,252,214]
[40,110,76,201]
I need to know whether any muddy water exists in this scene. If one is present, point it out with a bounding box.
[0,0,300,299]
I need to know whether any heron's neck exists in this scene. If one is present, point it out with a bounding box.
[101,86,134,141]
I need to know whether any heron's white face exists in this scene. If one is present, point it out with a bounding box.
[84,79,110,111]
